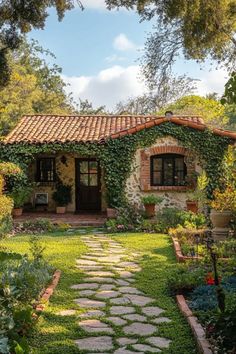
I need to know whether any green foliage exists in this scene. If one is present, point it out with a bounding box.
[162,95,229,128]
[167,263,206,294]
[221,71,236,105]
[158,207,206,232]
[0,2,79,88]
[52,182,72,207]
[0,122,230,208]
[187,171,209,209]
[0,39,76,136]
[141,194,163,205]
[17,218,55,234]
[9,185,32,208]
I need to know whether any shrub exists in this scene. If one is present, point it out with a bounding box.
[157,208,206,232]
[106,205,143,232]
[0,195,13,237]
[141,195,163,205]
[15,218,55,234]
[167,264,206,294]
[9,185,33,208]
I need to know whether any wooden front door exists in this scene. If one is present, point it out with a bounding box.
[76,159,101,211]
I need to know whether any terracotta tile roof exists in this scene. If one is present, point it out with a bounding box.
[4,114,236,144]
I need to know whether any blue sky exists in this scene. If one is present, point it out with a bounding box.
[28,1,228,110]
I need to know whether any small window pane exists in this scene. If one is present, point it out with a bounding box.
[89,174,98,186]
[89,161,98,174]
[153,171,161,185]
[153,158,162,171]
[80,175,89,186]
[80,161,88,173]
[38,158,54,182]
[163,158,174,185]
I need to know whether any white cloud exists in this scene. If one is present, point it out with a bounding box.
[80,0,106,9]
[105,54,126,63]
[195,68,228,96]
[113,33,137,51]
[62,65,146,110]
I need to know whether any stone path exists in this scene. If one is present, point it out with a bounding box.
[59,234,172,353]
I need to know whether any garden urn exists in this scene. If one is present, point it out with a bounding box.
[210,209,232,241]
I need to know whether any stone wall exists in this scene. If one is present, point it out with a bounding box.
[28,153,107,212]
[125,136,202,211]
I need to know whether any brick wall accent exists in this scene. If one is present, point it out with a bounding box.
[140,145,194,191]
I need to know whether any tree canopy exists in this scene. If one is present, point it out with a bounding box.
[0,0,82,86]
[160,95,229,128]
[0,39,76,136]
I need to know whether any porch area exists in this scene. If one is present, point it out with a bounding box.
[13,212,107,227]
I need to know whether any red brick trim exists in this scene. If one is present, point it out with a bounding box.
[176,295,213,354]
[140,145,192,191]
[35,269,61,312]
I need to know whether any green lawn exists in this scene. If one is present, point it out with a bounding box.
[0,231,196,354]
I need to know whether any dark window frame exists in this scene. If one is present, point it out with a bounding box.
[150,154,187,186]
[36,158,56,183]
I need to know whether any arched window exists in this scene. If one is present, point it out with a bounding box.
[150,154,187,186]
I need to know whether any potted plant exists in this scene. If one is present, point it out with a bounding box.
[52,182,72,214]
[10,186,33,216]
[141,194,163,218]
[186,171,209,213]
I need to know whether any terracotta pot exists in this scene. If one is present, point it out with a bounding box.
[186,200,198,213]
[12,208,23,217]
[144,204,155,217]
[210,209,232,228]
[107,208,117,219]
[56,206,66,214]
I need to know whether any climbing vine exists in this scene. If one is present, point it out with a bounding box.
[0,122,231,207]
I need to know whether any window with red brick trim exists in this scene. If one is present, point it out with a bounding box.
[151,154,187,186]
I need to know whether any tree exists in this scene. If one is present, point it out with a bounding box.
[0,0,82,86]
[77,99,108,115]
[106,1,236,88]
[161,95,228,128]
[0,39,76,136]
[115,75,196,114]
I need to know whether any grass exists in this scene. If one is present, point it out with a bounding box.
[0,231,197,353]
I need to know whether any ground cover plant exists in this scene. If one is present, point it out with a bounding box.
[0,236,54,353]
[0,230,197,354]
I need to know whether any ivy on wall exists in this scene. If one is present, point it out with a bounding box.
[0,122,231,207]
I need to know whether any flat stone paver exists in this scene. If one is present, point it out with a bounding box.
[71,283,99,290]
[132,344,160,352]
[123,322,156,336]
[84,277,116,283]
[75,336,113,351]
[99,284,116,290]
[79,290,96,296]
[118,286,142,294]
[86,271,115,277]
[116,338,137,346]
[142,306,164,317]
[74,298,105,308]
[95,290,120,299]
[110,306,135,315]
[79,310,105,318]
[79,319,114,334]
[110,297,131,305]
[107,316,127,326]
[124,294,155,306]
[114,349,141,354]
[146,336,171,348]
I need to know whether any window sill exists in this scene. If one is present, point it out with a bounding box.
[143,185,191,192]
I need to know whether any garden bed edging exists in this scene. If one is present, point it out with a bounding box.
[176,295,213,354]
[35,269,61,312]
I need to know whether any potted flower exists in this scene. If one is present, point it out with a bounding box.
[52,182,72,214]
[141,194,163,218]
[10,186,33,216]
[210,186,236,239]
